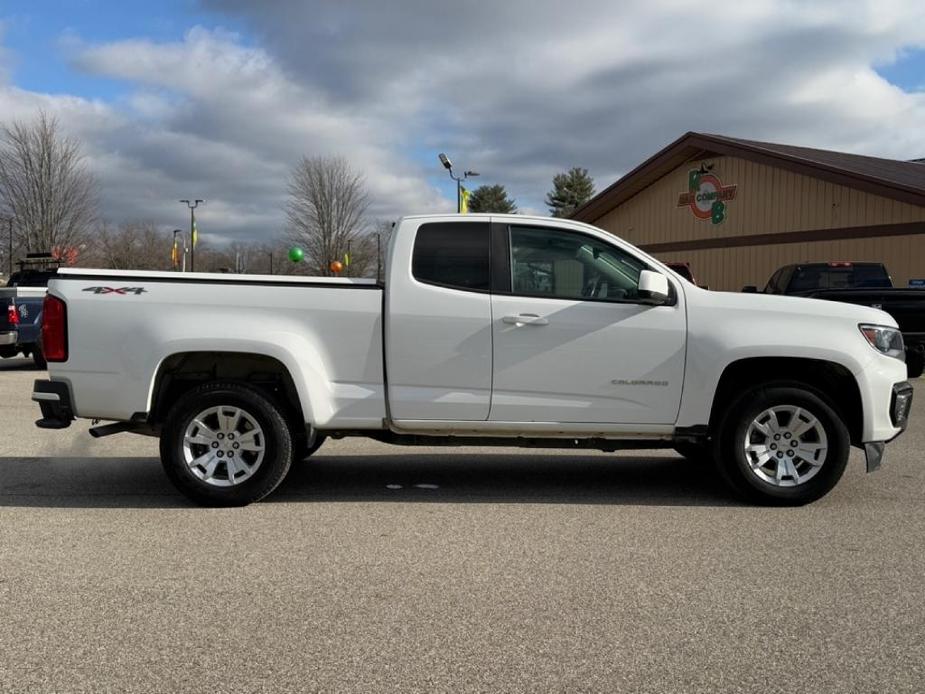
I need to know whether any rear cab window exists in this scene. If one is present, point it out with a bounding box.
[411,221,490,292]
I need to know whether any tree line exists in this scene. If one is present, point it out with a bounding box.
[0,112,598,276]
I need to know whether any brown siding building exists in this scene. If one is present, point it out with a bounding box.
[572,133,925,291]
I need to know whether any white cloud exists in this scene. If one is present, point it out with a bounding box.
[1,1,925,243]
[0,26,450,243]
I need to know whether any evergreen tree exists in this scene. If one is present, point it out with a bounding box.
[546,167,595,218]
[468,184,517,214]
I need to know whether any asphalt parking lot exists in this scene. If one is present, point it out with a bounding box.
[1,357,923,693]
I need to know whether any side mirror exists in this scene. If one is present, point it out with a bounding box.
[742,285,758,293]
[638,270,670,305]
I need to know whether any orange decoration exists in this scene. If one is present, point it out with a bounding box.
[329,260,344,274]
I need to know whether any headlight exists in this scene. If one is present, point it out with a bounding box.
[859,324,905,360]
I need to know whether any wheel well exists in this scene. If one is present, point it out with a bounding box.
[150,352,305,431]
[710,357,863,445]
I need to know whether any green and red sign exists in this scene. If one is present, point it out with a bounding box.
[677,165,737,224]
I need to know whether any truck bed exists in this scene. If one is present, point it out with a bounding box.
[48,269,386,428]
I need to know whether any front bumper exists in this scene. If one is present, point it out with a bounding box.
[864,380,913,472]
[0,330,16,346]
[32,379,74,429]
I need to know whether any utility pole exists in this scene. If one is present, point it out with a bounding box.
[6,217,11,276]
[268,251,274,275]
[179,199,203,271]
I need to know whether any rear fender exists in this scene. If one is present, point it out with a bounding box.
[145,338,326,426]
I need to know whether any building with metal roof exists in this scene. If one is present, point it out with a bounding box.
[572,132,925,290]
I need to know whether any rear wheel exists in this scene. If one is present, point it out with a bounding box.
[160,382,293,506]
[714,384,850,506]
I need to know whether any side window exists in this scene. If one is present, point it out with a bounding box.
[509,226,647,302]
[412,222,490,291]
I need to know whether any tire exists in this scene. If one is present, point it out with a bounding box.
[673,441,712,465]
[159,381,294,506]
[713,383,850,506]
[32,347,47,369]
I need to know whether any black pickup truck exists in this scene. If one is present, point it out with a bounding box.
[744,262,925,377]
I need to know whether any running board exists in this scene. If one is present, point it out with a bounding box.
[89,421,150,438]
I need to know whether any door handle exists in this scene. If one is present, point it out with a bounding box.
[502,313,549,326]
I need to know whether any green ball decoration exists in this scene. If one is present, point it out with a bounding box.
[288,247,304,263]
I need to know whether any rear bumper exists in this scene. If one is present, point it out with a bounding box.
[32,379,74,429]
[14,325,40,346]
[0,331,16,346]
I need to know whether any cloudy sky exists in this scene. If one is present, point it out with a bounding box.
[1,0,924,245]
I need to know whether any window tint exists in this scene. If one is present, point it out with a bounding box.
[509,226,647,301]
[412,222,490,291]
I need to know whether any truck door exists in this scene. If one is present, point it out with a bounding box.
[385,219,493,421]
[489,221,687,425]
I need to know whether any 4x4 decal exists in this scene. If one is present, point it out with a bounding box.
[83,286,147,295]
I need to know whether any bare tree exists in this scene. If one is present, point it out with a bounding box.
[286,156,370,276]
[90,222,170,270]
[0,112,98,254]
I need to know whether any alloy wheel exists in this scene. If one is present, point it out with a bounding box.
[182,405,266,487]
[743,405,828,487]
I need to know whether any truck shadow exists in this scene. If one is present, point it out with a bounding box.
[0,453,739,508]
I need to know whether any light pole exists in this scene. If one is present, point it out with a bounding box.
[438,153,479,212]
[268,251,274,275]
[6,217,11,276]
[179,199,203,271]
[172,229,187,272]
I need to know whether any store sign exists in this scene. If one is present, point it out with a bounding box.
[677,164,737,224]
[909,279,925,288]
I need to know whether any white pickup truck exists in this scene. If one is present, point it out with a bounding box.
[33,214,913,506]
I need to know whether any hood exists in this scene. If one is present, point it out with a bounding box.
[694,287,898,328]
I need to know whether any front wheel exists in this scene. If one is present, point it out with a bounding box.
[714,384,850,506]
[160,382,294,506]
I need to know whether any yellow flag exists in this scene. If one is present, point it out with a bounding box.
[343,252,350,266]
[459,186,470,214]
[171,238,179,266]
[191,219,199,247]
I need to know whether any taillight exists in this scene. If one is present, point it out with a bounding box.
[42,295,68,362]
[7,302,18,326]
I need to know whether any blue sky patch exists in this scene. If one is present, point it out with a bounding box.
[876,47,925,91]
